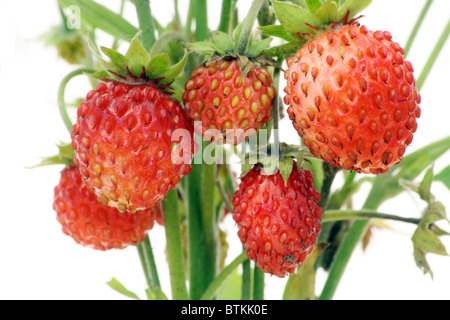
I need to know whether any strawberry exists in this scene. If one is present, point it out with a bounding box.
[53,167,158,250]
[183,59,275,145]
[71,81,195,213]
[284,24,421,174]
[71,35,195,213]
[232,162,322,278]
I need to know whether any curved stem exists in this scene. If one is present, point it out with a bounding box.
[417,18,450,90]
[137,235,161,292]
[216,179,233,213]
[163,189,189,300]
[404,0,433,57]
[237,0,267,55]
[58,68,94,134]
[133,0,157,51]
[200,252,248,300]
[322,210,421,225]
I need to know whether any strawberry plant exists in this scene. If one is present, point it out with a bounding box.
[38,0,450,301]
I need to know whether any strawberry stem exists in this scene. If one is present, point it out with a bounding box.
[137,235,161,292]
[404,0,434,57]
[219,0,234,34]
[253,267,265,300]
[237,0,268,55]
[417,18,450,90]
[322,210,421,225]
[194,0,209,41]
[133,0,157,51]
[58,68,95,133]
[241,256,252,299]
[162,189,189,300]
[272,60,282,151]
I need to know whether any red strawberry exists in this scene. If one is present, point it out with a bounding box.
[284,24,421,174]
[183,58,275,145]
[232,163,322,278]
[53,167,158,250]
[71,81,195,213]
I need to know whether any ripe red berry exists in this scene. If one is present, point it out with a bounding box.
[183,59,275,145]
[232,163,322,278]
[71,81,196,213]
[285,25,421,174]
[53,167,159,250]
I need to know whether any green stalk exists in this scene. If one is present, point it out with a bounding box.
[219,0,234,33]
[201,145,219,294]
[200,252,248,300]
[253,267,265,300]
[58,68,94,133]
[272,63,281,148]
[241,256,252,300]
[194,0,209,41]
[404,0,434,57]
[186,160,207,299]
[318,163,340,208]
[237,0,268,55]
[133,0,157,51]
[137,235,161,292]
[416,18,450,90]
[322,210,421,225]
[163,189,189,300]
[185,0,195,40]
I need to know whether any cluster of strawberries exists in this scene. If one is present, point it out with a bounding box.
[54,21,420,277]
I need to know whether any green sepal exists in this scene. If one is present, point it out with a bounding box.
[124,33,151,77]
[272,1,322,38]
[107,278,141,300]
[186,41,223,56]
[101,46,126,71]
[158,48,189,85]
[412,226,448,257]
[259,25,294,42]
[148,53,171,76]
[306,0,323,13]
[245,37,273,58]
[338,0,372,22]
[29,142,75,169]
[279,156,294,186]
[211,31,234,54]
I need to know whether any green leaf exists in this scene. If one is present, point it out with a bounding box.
[211,31,234,54]
[246,37,273,58]
[58,0,138,41]
[125,33,151,77]
[413,246,433,277]
[419,166,434,203]
[159,49,189,85]
[216,269,242,300]
[421,201,447,227]
[337,0,372,22]
[155,287,169,300]
[435,165,450,190]
[283,243,328,300]
[306,0,322,13]
[259,25,294,42]
[149,53,171,76]
[412,226,448,256]
[273,0,322,36]
[29,142,75,169]
[107,278,141,300]
[279,156,294,186]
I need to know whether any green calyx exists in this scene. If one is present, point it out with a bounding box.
[90,32,189,92]
[187,26,281,79]
[262,0,372,42]
[30,142,75,169]
[241,143,315,185]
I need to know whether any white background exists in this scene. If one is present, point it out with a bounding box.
[0,0,449,300]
